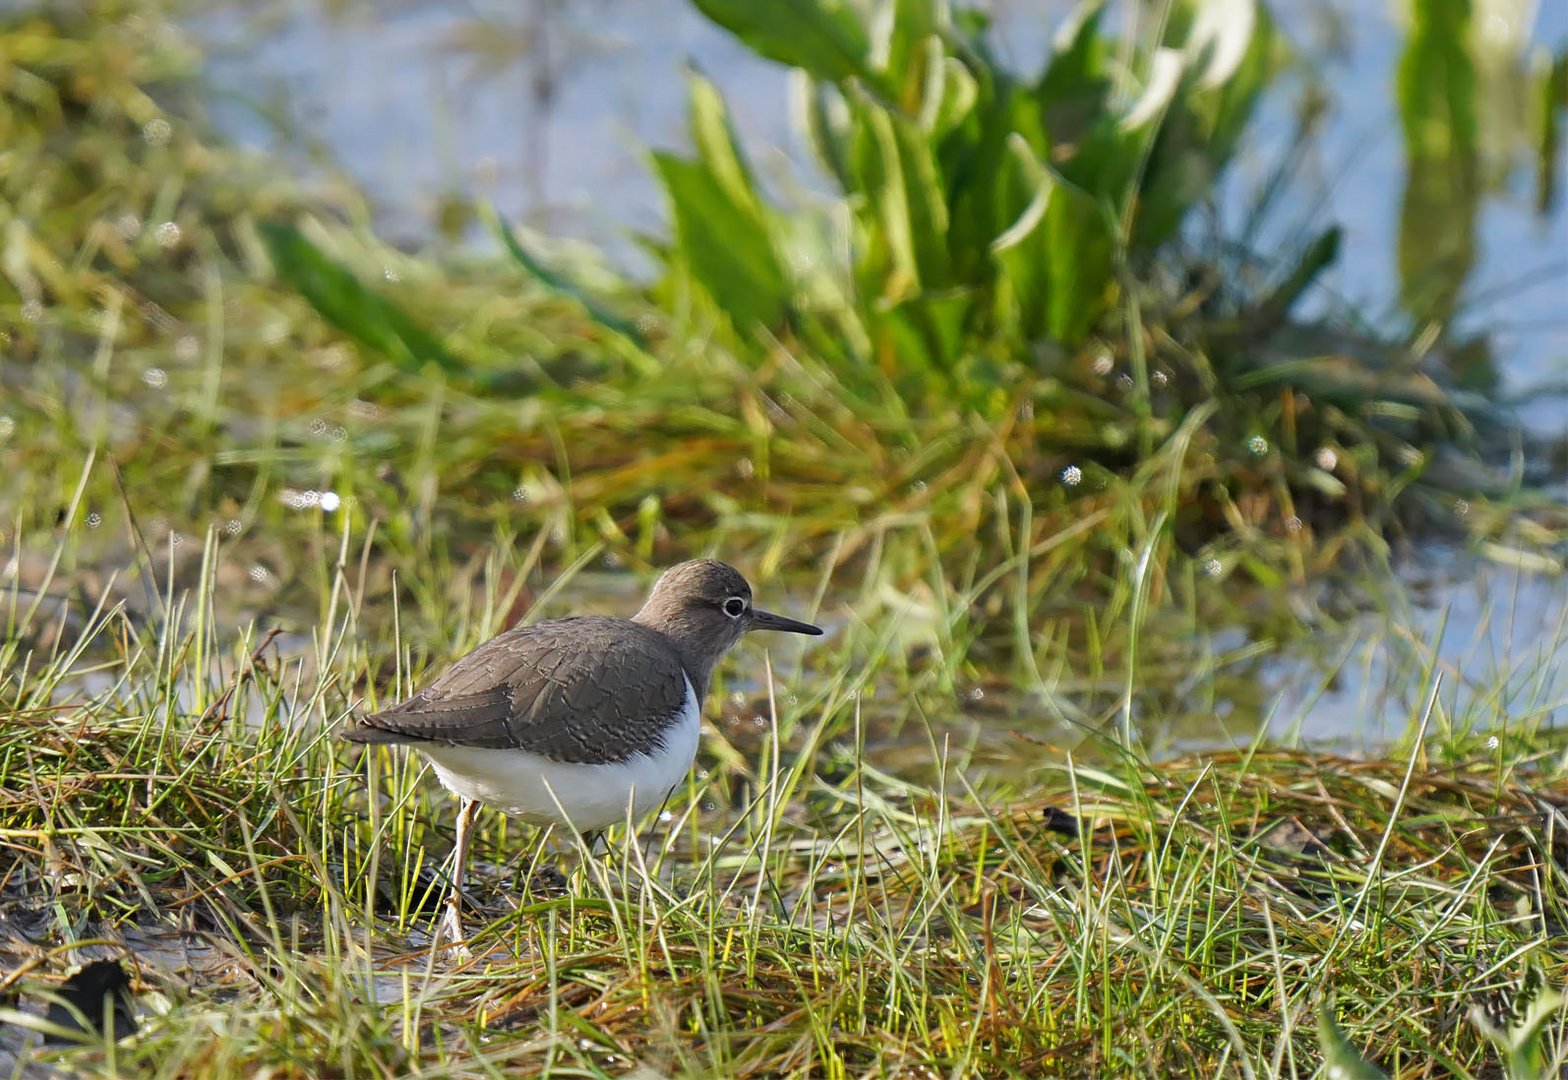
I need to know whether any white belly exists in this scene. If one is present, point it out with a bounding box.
[417,676,701,833]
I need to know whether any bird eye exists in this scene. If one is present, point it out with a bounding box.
[722,596,748,619]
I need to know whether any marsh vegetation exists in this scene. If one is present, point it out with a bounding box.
[1,0,1566,1075]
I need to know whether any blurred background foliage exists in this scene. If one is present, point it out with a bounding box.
[0,0,1564,669]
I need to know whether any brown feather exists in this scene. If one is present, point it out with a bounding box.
[340,616,695,764]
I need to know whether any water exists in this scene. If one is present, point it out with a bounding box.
[179,0,1567,747]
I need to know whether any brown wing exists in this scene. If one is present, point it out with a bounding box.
[341,616,694,764]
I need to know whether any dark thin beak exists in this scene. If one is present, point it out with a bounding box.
[749,608,824,636]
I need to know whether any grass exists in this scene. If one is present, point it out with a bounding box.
[2,0,1561,659]
[3,0,1567,1076]
[2,496,1566,1077]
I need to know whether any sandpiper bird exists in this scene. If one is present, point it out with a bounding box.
[341,559,823,942]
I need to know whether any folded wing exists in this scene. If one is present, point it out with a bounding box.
[341,616,693,764]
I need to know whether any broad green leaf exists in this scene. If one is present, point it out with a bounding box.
[1393,0,1482,331]
[1120,47,1184,133]
[991,136,1055,340]
[1042,177,1115,343]
[652,151,790,332]
[258,220,461,375]
[1127,100,1211,252]
[846,102,904,294]
[794,74,854,190]
[912,36,946,130]
[880,0,948,111]
[889,107,951,287]
[882,290,971,374]
[1036,1,1111,144]
[686,68,767,219]
[945,84,1032,281]
[483,205,647,349]
[995,135,1116,344]
[1183,0,1256,90]
[1397,0,1479,163]
[1135,6,1280,254]
[1192,0,1279,167]
[925,55,978,138]
[1052,47,1177,236]
[848,99,950,298]
[692,0,889,95]
[1532,45,1567,214]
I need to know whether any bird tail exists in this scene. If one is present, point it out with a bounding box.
[338,717,416,744]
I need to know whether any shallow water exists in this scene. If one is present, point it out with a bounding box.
[162,0,1568,748]
[194,0,1568,441]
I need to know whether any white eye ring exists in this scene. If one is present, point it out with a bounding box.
[722,596,748,619]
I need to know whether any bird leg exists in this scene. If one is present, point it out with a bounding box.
[439,796,479,949]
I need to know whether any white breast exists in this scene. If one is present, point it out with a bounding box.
[417,675,702,834]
